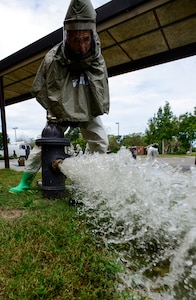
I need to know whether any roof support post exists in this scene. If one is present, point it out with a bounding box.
[0,76,9,168]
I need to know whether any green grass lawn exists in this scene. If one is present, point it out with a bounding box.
[0,169,150,300]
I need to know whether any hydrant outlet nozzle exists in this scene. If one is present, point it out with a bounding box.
[52,159,64,173]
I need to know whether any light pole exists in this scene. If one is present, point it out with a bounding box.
[115,122,119,136]
[13,127,18,142]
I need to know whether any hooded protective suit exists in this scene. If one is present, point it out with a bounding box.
[31,0,110,123]
[9,0,110,194]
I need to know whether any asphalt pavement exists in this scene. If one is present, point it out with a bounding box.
[0,156,195,171]
[0,159,25,171]
[155,155,195,168]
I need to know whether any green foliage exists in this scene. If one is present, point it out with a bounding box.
[0,132,10,149]
[177,109,196,151]
[145,102,196,154]
[121,133,146,148]
[0,132,3,149]
[145,102,176,151]
[108,135,121,153]
[72,136,87,151]
[65,127,87,151]
[108,133,147,153]
[65,127,80,142]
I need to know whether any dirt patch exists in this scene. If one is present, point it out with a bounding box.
[0,209,26,220]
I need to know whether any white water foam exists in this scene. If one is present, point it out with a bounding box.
[60,149,196,299]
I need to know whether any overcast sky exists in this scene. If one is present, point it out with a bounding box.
[0,0,195,143]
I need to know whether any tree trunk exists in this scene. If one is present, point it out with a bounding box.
[162,139,164,155]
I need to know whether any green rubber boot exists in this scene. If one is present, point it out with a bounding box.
[9,172,36,194]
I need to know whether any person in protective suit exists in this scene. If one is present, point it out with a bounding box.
[9,0,110,194]
[147,143,159,160]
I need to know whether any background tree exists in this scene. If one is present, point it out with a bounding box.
[0,132,10,149]
[145,115,159,145]
[177,108,196,153]
[72,136,87,152]
[121,133,146,148]
[108,135,121,153]
[0,132,3,149]
[65,127,80,142]
[65,127,87,152]
[145,101,178,154]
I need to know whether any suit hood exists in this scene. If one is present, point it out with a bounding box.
[64,0,96,31]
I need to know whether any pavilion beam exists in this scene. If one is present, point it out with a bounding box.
[0,77,9,168]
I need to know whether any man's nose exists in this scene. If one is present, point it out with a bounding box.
[79,43,87,53]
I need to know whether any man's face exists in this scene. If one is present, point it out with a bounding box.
[67,30,91,56]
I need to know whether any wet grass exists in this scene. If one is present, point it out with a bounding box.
[0,169,150,300]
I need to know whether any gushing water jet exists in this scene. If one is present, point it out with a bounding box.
[36,118,70,199]
[60,149,196,299]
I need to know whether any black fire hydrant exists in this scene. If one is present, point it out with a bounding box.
[36,118,70,199]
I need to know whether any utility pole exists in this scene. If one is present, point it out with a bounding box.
[13,127,18,142]
[115,122,119,136]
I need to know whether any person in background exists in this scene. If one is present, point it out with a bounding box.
[147,143,159,160]
[9,0,110,194]
[13,150,17,159]
[129,146,137,159]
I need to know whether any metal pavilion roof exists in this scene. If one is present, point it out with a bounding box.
[0,0,196,167]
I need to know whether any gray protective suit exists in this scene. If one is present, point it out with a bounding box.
[25,0,110,173]
[31,36,109,123]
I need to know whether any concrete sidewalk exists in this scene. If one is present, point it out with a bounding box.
[157,155,196,168]
[0,159,25,171]
[0,156,195,171]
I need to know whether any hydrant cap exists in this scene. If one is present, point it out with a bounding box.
[42,120,64,138]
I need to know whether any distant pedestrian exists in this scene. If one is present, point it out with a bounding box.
[13,150,17,158]
[147,143,159,160]
[129,146,137,159]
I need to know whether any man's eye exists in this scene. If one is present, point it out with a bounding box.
[74,38,80,44]
[84,37,90,43]
[73,37,91,44]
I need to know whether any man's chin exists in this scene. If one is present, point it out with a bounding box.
[73,51,83,61]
